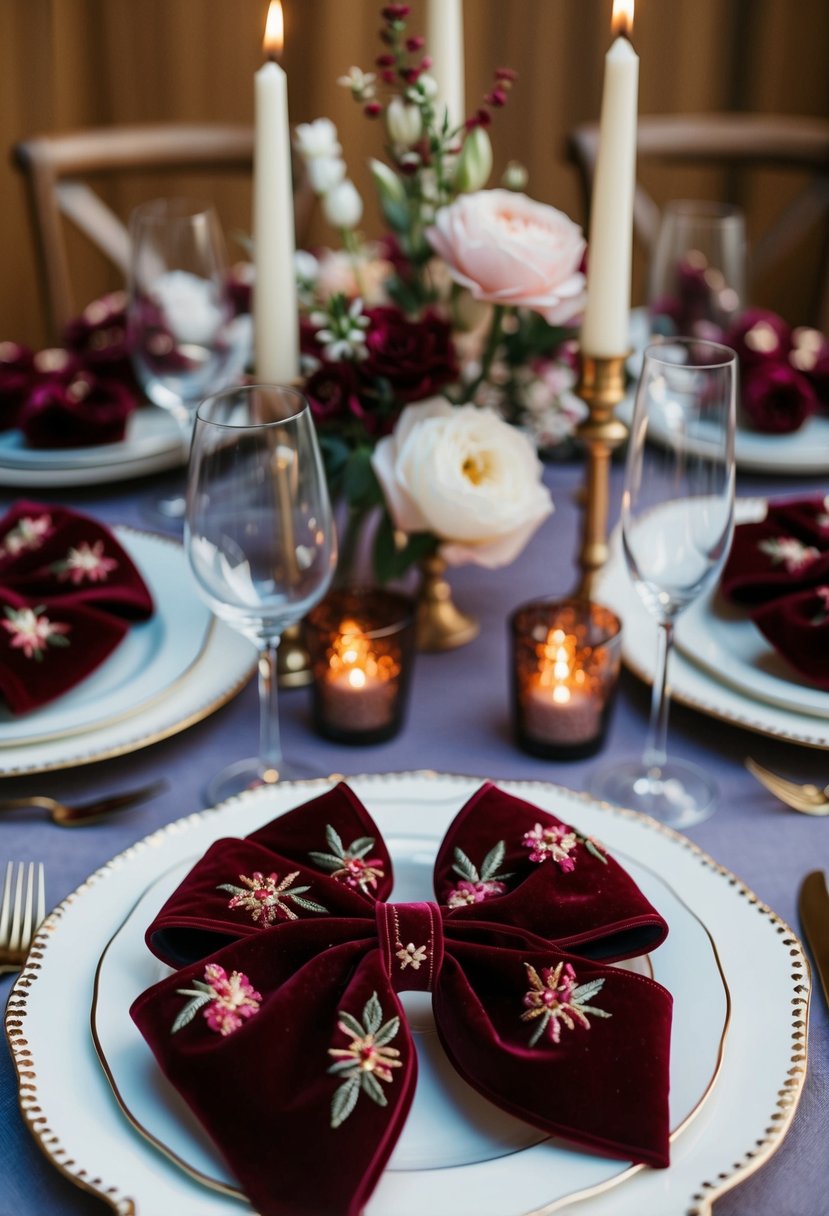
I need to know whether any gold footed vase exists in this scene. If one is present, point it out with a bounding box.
[416,555,479,652]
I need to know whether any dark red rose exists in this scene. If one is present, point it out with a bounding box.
[361,306,457,402]
[741,361,817,434]
[305,363,365,428]
[725,308,792,370]
[20,371,137,449]
[63,291,137,387]
[0,342,35,430]
[227,264,253,317]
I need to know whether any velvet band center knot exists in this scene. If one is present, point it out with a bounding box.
[374,901,444,993]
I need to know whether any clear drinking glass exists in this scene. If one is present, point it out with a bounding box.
[648,201,746,339]
[185,384,337,804]
[127,198,242,524]
[589,338,737,827]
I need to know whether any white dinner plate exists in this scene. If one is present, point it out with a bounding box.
[597,499,829,749]
[624,309,829,476]
[0,406,187,487]
[6,772,809,1216]
[0,529,255,774]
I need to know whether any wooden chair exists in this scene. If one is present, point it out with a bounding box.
[12,122,313,342]
[567,113,829,331]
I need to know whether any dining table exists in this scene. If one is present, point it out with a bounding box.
[0,445,827,1216]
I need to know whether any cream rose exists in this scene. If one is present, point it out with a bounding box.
[371,398,553,568]
[426,189,586,326]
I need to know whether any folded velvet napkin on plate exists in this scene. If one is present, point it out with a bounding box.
[720,495,829,689]
[0,499,153,713]
[131,781,673,1216]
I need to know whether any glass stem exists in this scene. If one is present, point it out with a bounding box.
[643,619,673,773]
[258,637,283,777]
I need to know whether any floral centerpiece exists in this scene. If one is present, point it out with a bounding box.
[290,3,587,594]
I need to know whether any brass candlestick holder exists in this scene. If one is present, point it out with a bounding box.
[573,352,629,600]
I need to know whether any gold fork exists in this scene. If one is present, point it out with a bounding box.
[745,758,829,816]
[0,861,46,972]
[0,779,167,827]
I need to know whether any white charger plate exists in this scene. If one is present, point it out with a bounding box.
[6,773,809,1216]
[0,406,187,487]
[0,529,255,774]
[597,500,829,749]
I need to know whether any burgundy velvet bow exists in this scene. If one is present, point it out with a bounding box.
[0,500,153,713]
[131,782,673,1216]
[720,495,829,689]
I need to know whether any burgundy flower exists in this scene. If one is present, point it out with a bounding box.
[0,342,35,430]
[361,306,457,403]
[63,291,136,387]
[20,371,137,449]
[741,361,817,435]
[725,308,792,370]
[305,362,368,429]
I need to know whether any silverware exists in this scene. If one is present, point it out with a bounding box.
[0,860,46,973]
[798,870,829,1010]
[745,758,829,815]
[0,779,167,827]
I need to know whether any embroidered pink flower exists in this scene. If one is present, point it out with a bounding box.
[172,963,262,1037]
[309,824,386,894]
[522,822,579,871]
[758,536,820,573]
[520,961,610,1045]
[445,839,512,908]
[2,605,70,660]
[0,513,52,557]
[327,991,402,1127]
[217,870,328,925]
[52,539,119,585]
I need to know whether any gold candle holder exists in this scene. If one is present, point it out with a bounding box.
[573,352,630,600]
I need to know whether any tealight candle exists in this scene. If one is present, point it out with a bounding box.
[306,589,416,745]
[510,599,622,759]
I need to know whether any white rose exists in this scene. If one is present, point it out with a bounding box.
[371,399,553,569]
[323,180,363,230]
[294,117,342,161]
[306,155,346,196]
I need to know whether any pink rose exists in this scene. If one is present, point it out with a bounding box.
[426,190,586,326]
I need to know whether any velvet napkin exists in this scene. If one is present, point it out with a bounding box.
[0,500,153,713]
[131,781,673,1216]
[720,495,829,689]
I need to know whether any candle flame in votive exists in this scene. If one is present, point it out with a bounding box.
[348,668,367,689]
[611,0,634,38]
[263,0,284,60]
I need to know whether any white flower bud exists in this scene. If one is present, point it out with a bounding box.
[369,158,407,208]
[385,98,423,148]
[293,117,341,161]
[306,155,346,196]
[455,127,493,193]
[323,179,363,230]
[502,160,529,191]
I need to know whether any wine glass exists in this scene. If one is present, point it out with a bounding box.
[648,201,746,339]
[127,198,245,525]
[589,338,737,827]
[185,384,337,804]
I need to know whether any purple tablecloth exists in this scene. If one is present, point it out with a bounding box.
[1,453,827,1216]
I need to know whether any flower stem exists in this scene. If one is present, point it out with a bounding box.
[458,304,507,404]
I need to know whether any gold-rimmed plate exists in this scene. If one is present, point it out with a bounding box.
[6,773,808,1216]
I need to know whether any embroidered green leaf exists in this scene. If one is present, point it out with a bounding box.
[326,824,345,857]
[360,1069,388,1107]
[480,840,506,880]
[328,1058,358,1075]
[584,838,608,865]
[308,851,342,872]
[579,1005,612,1018]
[528,1013,549,1047]
[348,836,376,859]
[363,991,383,1036]
[451,846,479,883]
[571,978,605,1003]
[330,1076,360,1128]
[374,1015,401,1047]
[216,882,246,895]
[171,992,212,1034]
[48,634,70,648]
[337,1010,365,1039]
[289,894,329,913]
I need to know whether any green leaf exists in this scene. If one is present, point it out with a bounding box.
[330,1077,360,1128]
[289,894,329,913]
[48,634,70,648]
[327,1059,358,1076]
[451,847,479,883]
[378,194,412,234]
[308,851,341,871]
[480,841,506,881]
[572,978,605,1004]
[343,447,383,510]
[361,1070,388,1107]
[363,992,383,1036]
[216,883,244,895]
[527,1013,549,1047]
[325,824,345,857]
[580,1005,612,1019]
[347,836,376,859]
[374,1016,400,1048]
[336,1010,365,1039]
[372,515,438,584]
[171,993,211,1034]
[585,839,608,865]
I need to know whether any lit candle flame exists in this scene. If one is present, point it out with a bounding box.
[611,0,634,38]
[263,0,284,61]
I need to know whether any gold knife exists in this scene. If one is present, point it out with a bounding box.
[798,870,829,1010]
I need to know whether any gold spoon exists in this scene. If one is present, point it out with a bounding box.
[745,758,829,816]
[0,779,167,827]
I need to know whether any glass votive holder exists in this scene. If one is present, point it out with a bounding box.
[510,598,622,760]
[305,587,416,745]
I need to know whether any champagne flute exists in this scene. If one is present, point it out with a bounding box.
[589,338,736,827]
[128,198,244,525]
[649,201,746,339]
[185,384,337,804]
